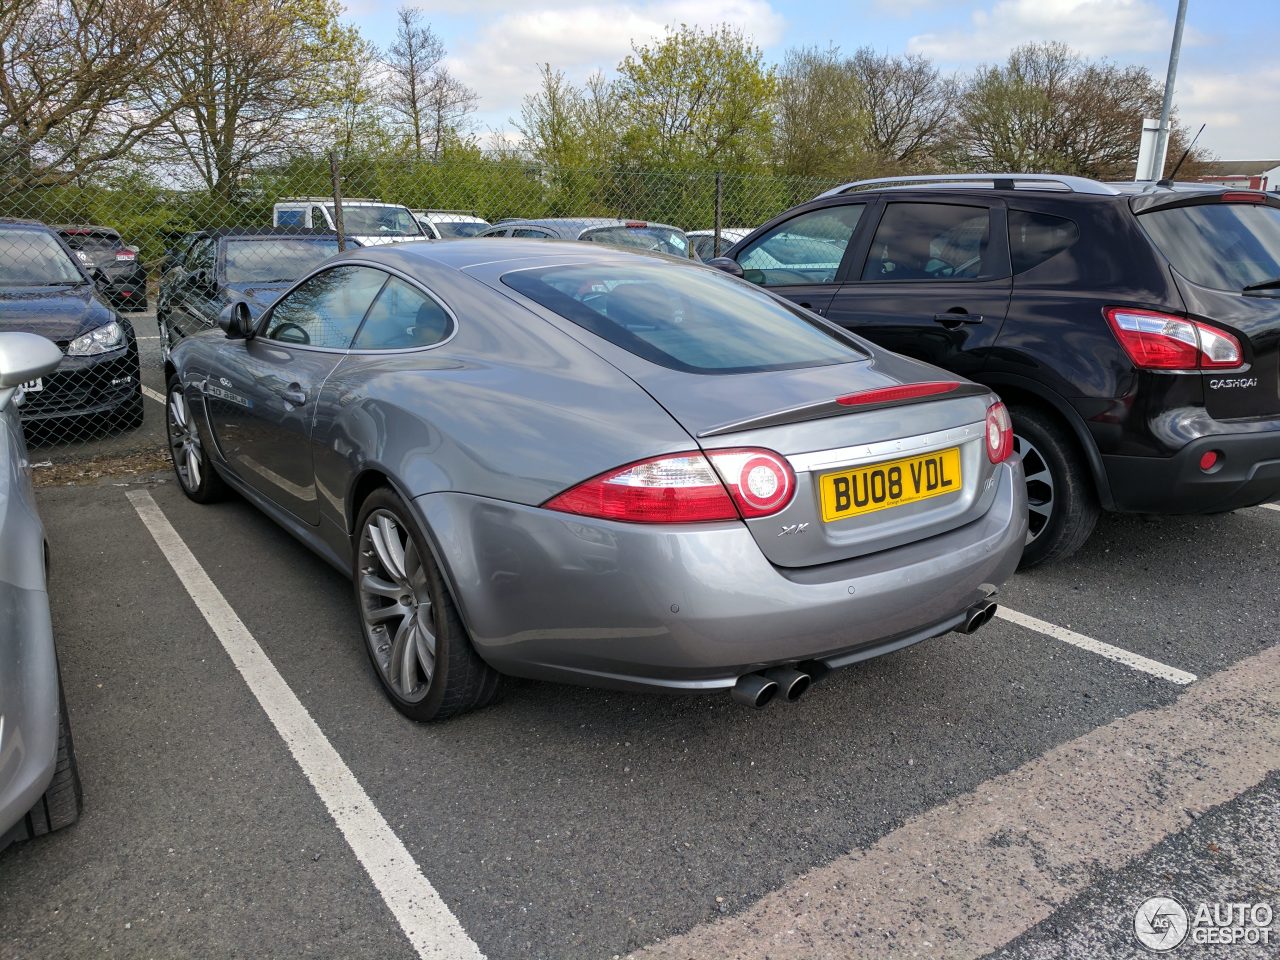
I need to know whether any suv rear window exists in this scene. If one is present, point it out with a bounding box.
[1138,202,1280,292]
[502,263,866,374]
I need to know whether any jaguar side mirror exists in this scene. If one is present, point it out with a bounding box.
[705,257,744,279]
[218,300,255,340]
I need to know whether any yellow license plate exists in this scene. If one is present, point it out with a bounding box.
[820,447,962,521]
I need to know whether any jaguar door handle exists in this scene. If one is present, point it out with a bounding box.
[280,385,307,406]
[933,312,984,326]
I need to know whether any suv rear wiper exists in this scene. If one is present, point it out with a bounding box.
[1243,276,1280,293]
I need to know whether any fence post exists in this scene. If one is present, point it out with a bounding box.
[713,170,723,257]
[328,150,346,252]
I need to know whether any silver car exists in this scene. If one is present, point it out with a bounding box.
[164,240,1026,720]
[477,218,692,258]
[0,332,83,848]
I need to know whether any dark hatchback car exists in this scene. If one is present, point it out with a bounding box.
[157,228,355,355]
[56,225,149,312]
[0,220,144,439]
[713,175,1280,566]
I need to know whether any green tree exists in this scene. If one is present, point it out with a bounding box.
[326,35,396,160]
[614,24,777,172]
[774,46,869,178]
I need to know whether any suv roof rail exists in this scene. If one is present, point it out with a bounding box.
[816,173,1123,199]
[275,196,385,204]
[412,208,481,216]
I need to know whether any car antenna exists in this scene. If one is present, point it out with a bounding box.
[1159,123,1206,186]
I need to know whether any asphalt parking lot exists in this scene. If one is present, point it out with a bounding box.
[3,318,1279,959]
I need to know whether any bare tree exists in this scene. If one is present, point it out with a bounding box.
[151,0,359,200]
[0,0,182,190]
[958,42,1210,178]
[774,46,868,178]
[851,49,958,173]
[422,66,477,161]
[383,7,444,159]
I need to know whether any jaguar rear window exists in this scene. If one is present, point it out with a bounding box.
[502,262,866,374]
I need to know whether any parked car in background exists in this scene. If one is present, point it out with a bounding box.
[272,198,425,246]
[163,238,1025,720]
[156,228,356,356]
[0,331,84,849]
[0,219,144,439]
[412,210,490,239]
[477,218,693,258]
[710,174,1280,567]
[56,225,149,312]
[687,226,753,261]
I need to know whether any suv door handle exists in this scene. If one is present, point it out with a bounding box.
[280,385,307,406]
[933,312,984,325]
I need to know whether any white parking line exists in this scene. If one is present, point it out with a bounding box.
[135,335,161,340]
[126,490,485,960]
[1258,503,1280,513]
[996,606,1197,685]
[142,385,165,405]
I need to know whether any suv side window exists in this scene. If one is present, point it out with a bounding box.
[1009,211,1079,274]
[352,276,452,350]
[513,227,551,238]
[861,203,991,281]
[736,205,865,286]
[263,265,387,349]
[311,206,329,229]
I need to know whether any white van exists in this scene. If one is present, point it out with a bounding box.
[272,198,426,246]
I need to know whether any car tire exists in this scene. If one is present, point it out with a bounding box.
[353,488,501,722]
[166,376,227,503]
[118,391,145,431]
[1010,404,1099,569]
[20,675,83,840]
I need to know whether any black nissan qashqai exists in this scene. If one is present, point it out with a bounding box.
[711,175,1280,567]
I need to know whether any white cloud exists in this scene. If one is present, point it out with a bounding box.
[907,0,1177,62]
[446,0,785,125]
[1176,65,1280,158]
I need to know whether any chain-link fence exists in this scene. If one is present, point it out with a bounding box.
[0,153,842,466]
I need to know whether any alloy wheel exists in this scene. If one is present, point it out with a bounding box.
[1014,433,1054,544]
[167,388,204,492]
[357,510,437,703]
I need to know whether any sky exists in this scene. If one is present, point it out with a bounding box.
[341,0,1280,162]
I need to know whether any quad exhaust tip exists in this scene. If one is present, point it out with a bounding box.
[763,666,811,702]
[960,600,998,634]
[731,666,813,707]
[732,673,779,708]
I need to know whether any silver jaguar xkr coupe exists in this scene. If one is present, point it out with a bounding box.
[164,239,1027,720]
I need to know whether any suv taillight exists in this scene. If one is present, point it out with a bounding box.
[544,448,795,523]
[1104,307,1242,371]
[986,402,1013,464]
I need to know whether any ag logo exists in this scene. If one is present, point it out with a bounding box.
[1135,896,1190,951]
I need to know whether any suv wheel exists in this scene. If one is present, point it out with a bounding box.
[1010,405,1099,568]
